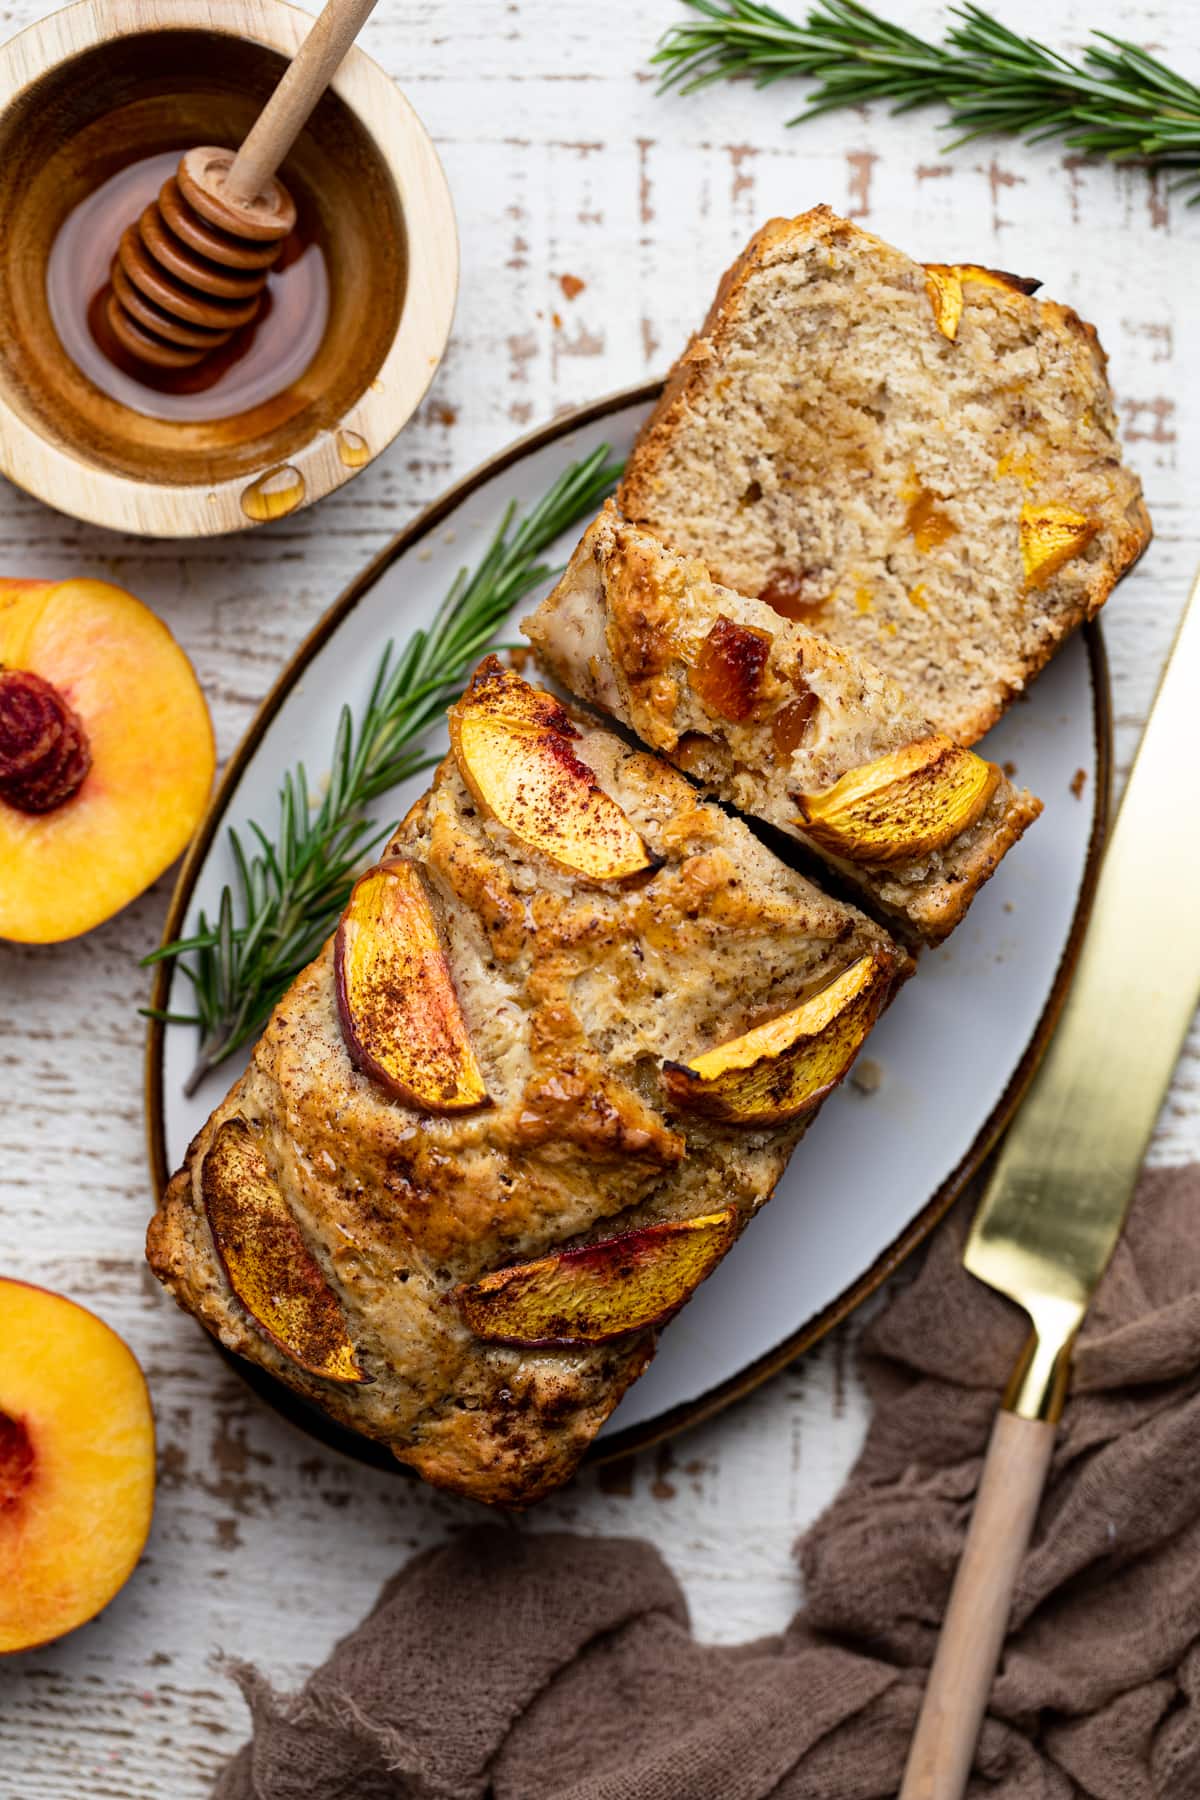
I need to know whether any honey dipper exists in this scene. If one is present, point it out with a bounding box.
[106,0,379,370]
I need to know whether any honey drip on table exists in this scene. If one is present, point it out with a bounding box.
[47,152,329,425]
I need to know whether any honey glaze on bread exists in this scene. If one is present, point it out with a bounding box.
[148,662,907,1504]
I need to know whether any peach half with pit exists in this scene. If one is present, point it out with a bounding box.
[456,1207,738,1345]
[335,858,489,1112]
[202,1117,367,1385]
[0,578,214,943]
[795,735,1000,865]
[449,657,657,880]
[0,1277,155,1655]
[662,951,891,1125]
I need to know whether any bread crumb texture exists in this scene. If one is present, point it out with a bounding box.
[619,206,1152,744]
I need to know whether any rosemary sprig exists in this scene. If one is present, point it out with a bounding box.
[654,1,1200,196]
[145,444,622,1093]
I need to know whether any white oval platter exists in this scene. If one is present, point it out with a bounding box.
[148,383,1108,1464]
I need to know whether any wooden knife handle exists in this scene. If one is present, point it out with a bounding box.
[899,1408,1055,1800]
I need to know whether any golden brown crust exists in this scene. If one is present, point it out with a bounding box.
[148,668,903,1506]
[619,206,1152,746]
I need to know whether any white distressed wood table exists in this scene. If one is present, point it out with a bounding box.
[1,0,1196,1790]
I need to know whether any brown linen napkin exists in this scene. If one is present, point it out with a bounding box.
[214,1164,1200,1800]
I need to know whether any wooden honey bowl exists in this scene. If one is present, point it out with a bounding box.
[0,0,457,536]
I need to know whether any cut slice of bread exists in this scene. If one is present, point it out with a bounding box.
[527,502,1042,944]
[618,206,1151,745]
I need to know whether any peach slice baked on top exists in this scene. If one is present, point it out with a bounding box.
[526,503,1042,945]
[148,661,908,1506]
[448,657,658,881]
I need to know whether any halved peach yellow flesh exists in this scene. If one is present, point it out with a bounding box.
[0,578,214,943]
[1,1277,155,1654]
[336,859,489,1112]
[456,1207,738,1345]
[662,952,890,1125]
[449,657,656,881]
[202,1118,366,1384]
[795,734,1000,864]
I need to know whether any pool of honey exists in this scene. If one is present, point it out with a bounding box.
[47,150,329,424]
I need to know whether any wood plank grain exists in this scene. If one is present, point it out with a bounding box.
[1,0,1196,1789]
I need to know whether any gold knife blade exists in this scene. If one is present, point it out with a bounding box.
[966,560,1200,1421]
[900,561,1200,1800]
[906,561,1200,1800]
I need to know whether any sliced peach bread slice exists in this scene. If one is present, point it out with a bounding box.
[527,504,1040,944]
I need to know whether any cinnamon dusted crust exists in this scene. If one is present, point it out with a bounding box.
[619,206,1151,745]
[148,689,904,1506]
[527,503,1042,944]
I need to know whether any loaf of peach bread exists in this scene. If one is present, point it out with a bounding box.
[148,659,907,1505]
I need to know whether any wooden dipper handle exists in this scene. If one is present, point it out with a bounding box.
[226,0,382,205]
[898,1408,1056,1799]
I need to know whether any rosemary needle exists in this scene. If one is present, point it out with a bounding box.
[653,1,1200,197]
[145,444,622,1093]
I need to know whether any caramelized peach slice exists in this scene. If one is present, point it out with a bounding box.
[691,616,773,720]
[758,567,830,624]
[771,685,819,758]
[0,578,214,943]
[450,657,656,880]
[924,266,965,342]
[456,1208,738,1345]
[336,859,488,1112]
[925,264,1041,340]
[1020,503,1098,588]
[662,953,890,1124]
[795,734,1000,864]
[1,1277,155,1654]
[202,1118,366,1384]
[905,487,956,552]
